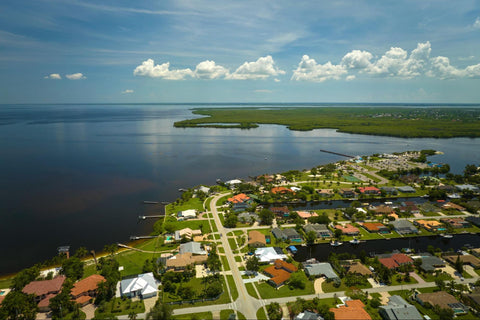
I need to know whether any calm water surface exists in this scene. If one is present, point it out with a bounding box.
[1,104,479,274]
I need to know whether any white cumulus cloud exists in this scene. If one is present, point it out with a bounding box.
[122,89,134,94]
[291,55,347,82]
[66,73,86,80]
[194,60,229,79]
[227,56,285,80]
[341,50,373,69]
[44,73,61,80]
[133,59,194,80]
[474,17,480,29]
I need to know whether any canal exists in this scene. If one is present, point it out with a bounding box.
[292,233,480,262]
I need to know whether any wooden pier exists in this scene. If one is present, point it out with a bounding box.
[129,235,157,240]
[138,215,164,220]
[320,149,354,158]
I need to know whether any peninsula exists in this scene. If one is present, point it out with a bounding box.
[174,106,480,138]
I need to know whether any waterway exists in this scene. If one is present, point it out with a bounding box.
[293,234,480,262]
[1,103,479,274]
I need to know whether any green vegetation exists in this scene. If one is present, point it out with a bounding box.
[172,311,213,320]
[174,107,480,138]
[256,307,268,320]
[226,275,238,300]
[245,282,259,298]
[255,279,314,299]
[95,298,145,318]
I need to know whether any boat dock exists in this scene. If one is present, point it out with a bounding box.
[129,235,157,240]
[138,215,163,220]
[320,149,354,158]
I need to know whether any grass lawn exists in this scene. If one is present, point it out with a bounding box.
[115,249,159,277]
[217,194,232,206]
[237,311,247,320]
[173,312,213,320]
[166,198,205,215]
[390,275,418,286]
[95,297,145,317]
[256,280,314,299]
[226,275,238,300]
[0,277,13,289]
[418,272,452,282]
[221,255,230,271]
[417,286,438,293]
[166,277,231,309]
[245,283,259,298]
[233,230,244,236]
[220,310,236,319]
[235,256,242,262]
[228,238,238,251]
[256,307,267,320]
[322,280,372,293]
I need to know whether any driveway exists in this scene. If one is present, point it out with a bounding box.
[314,278,325,294]
[240,271,269,283]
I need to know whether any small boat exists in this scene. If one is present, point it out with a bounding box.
[330,240,343,247]
[349,238,360,245]
[441,234,453,239]
[143,201,159,204]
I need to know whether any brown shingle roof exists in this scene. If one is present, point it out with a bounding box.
[248,230,266,246]
[71,274,106,298]
[22,275,66,296]
[347,262,372,276]
[417,291,459,310]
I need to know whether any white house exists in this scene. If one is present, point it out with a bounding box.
[254,247,287,263]
[177,209,197,220]
[120,272,160,299]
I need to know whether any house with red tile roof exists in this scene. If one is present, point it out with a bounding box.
[296,211,318,219]
[227,193,251,204]
[330,299,372,320]
[378,253,413,269]
[22,275,66,312]
[358,186,380,195]
[270,206,290,217]
[71,274,106,306]
[335,224,360,236]
[264,259,298,288]
[271,187,294,194]
[362,222,389,233]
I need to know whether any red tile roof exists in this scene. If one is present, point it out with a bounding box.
[264,260,298,286]
[22,275,66,296]
[362,222,387,232]
[330,299,372,320]
[335,224,360,234]
[379,257,399,269]
[392,253,413,265]
[358,186,380,194]
[71,274,106,298]
[271,187,293,194]
[228,193,250,204]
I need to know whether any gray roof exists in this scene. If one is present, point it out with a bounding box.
[294,310,324,320]
[271,227,287,239]
[420,255,445,272]
[391,220,418,233]
[397,186,416,192]
[283,228,301,239]
[179,242,206,255]
[304,263,339,279]
[379,295,423,320]
[304,224,332,237]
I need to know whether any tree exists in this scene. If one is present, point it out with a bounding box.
[0,291,37,320]
[104,243,118,257]
[49,281,75,320]
[245,255,259,273]
[224,213,238,228]
[74,246,89,259]
[10,265,40,291]
[266,302,282,320]
[288,272,306,290]
[207,246,221,272]
[205,281,222,298]
[454,255,464,274]
[259,209,274,225]
[305,231,317,246]
[334,228,343,240]
[146,301,172,320]
[61,257,84,280]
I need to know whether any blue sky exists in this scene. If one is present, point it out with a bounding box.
[1,0,480,103]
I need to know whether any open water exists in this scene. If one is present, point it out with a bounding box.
[1,103,480,274]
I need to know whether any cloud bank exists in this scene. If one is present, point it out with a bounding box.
[66,73,86,80]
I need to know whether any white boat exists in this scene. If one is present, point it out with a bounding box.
[330,240,343,247]
[441,234,453,239]
[349,238,360,245]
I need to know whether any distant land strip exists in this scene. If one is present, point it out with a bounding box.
[173,107,480,138]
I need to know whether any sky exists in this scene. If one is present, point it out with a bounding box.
[1,0,480,104]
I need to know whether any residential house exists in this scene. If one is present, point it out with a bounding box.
[264,259,297,288]
[179,241,207,255]
[120,272,160,299]
[335,224,360,236]
[467,216,480,227]
[372,204,395,215]
[304,224,332,238]
[378,253,413,270]
[440,217,470,229]
[391,220,419,234]
[177,209,197,220]
[414,219,445,232]
[22,275,66,312]
[399,201,420,214]
[413,253,445,272]
[271,187,294,194]
[358,186,380,195]
[71,274,106,306]
[345,261,372,277]
[339,188,356,198]
[416,291,468,315]
[397,186,416,193]
[270,206,290,217]
[165,252,208,271]
[444,254,480,269]
[283,228,302,242]
[464,291,480,312]
[361,222,389,234]
[174,228,202,241]
[248,230,266,247]
[227,193,251,204]
[296,211,318,219]
[294,310,324,320]
[317,189,334,197]
[304,262,339,281]
[238,212,258,223]
[381,187,398,195]
[442,202,466,211]
[254,247,287,263]
[379,295,423,320]
[456,184,479,193]
[271,227,287,241]
[330,299,372,320]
